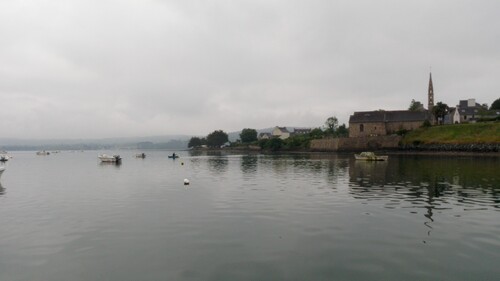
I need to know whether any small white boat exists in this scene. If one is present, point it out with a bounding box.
[354,152,388,161]
[98,154,122,163]
[36,151,50,156]
[0,154,11,162]
[0,166,5,178]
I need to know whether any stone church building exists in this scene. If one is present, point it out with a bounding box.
[348,73,434,137]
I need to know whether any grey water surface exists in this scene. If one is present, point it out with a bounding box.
[0,151,499,281]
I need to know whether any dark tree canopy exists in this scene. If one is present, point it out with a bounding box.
[309,128,324,139]
[206,130,229,147]
[408,99,424,111]
[239,128,257,143]
[491,98,500,110]
[188,137,202,148]
[336,124,349,137]
[267,138,283,151]
[432,101,449,124]
[324,116,338,134]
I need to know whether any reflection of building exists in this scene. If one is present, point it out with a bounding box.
[349,158,389,187]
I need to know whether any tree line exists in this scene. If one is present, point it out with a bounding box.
[187,116,348,150]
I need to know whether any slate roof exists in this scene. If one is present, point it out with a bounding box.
[274,126,289,133]
[349,110,431,123]
[457,100,483,116]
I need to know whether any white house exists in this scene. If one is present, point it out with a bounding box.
[272,126,290,139]
[444,107,461,124]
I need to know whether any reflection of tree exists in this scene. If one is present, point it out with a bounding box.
[259,154,348,187]
[240,155,258,175]
[0,182,4,196]
[208,157,228,174]
[348,155,500,226]
[188,150,204,157]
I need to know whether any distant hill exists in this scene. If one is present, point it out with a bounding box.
[0,135,191,151]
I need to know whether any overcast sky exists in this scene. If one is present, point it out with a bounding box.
[1,0,499,139]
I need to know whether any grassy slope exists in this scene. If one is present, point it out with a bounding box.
[402,122,500,145]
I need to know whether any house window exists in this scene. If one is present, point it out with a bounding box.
[360,124,364,132]
[464,115,467,120]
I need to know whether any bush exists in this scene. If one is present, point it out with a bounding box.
[422,120,432,128]
[396,129,409,136]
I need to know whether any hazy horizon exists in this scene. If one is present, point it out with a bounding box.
[2,1,499,139]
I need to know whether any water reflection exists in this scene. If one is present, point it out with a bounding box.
[349,155,500,236]
[208,157,228,174]
[0,183,4,196]
[240,155,257,174]
[99,162,121,168]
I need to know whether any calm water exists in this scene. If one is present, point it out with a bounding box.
[0,151,499,281]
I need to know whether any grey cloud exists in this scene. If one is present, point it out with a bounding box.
[1,0,499,139]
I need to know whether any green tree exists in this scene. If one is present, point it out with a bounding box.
[324,116,338,134]
[206,130,229,147]
[408,99,423,111]
[268,138,283,151]
[490,98,500,110]
[239,128,258,143]
[432,101,449,124]
[336,124,349,137]
[309,128,324,139]
[188,137,202,148]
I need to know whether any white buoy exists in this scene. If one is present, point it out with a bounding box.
[184,179,190,185]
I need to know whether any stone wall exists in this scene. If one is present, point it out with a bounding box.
[349,122,386,137]
[310,136,402,152]
[385,121,424,134]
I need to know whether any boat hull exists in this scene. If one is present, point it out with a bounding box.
[98,154,122,162]
[354,152,388,161]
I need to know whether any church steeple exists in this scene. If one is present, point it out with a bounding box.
[428,72,434,111]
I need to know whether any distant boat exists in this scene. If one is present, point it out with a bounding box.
[135,153,146,158]
[98,154,122,163]
[36,151,50,156]
[354,152,388,161]
[168,153,179,159]
[0,166,5,178]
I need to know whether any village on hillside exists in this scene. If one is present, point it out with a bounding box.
[264,73,500,140]
[189,73,500,151]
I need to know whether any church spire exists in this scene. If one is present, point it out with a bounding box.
[428,72,434,111]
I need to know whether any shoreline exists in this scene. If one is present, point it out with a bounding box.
[191,147,500,157]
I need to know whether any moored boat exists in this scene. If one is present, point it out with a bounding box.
[36,150,50,156]
[135,153,146,158]
[0,154,10,162]
[354,152,388,161]
[168,153,179,159]
[98,154,122,163]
